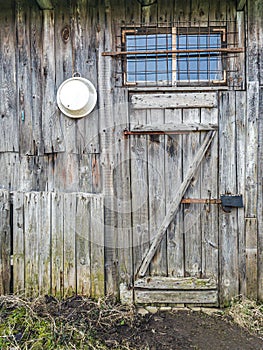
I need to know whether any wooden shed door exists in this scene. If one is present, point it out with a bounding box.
[129,92,219,305]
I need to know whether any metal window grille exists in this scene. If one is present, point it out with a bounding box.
[103,20,244,88]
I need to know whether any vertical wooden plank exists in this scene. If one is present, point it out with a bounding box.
[90,195,105,297]
[200,107,219,282]
[55,0,76,154]
[165,108,184,277]
[0,190,10,295]
[38,192,51,295]
[245,82,259,218]
[183,108,202,278]
[157,0,173,24]
[52,153,80,192]
[76,193,91,296]
[97,0,117,295]
[245,218,258,299]
[141,2,158,25]
[0,6,18,152]
[113,99,133,287]
[13,191,25,294]
[51,191,64,297]
[72,1,100,155]
[219,91,239,305]
[247,0,260,82]
[16,1,34,155]
[147,109,166,276]
[125,0,141,24]
[24,192,40,296]
[174,0,191,24]
[63,192,76,296]
[42,9,64,153]
[30,2,43,155]
[235,11,246,90]
[258,87,263,300]
[130,109,149,277]
[236,91,246,296]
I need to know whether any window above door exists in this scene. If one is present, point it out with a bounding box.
[123,27,226,86]
[102,20,244,89]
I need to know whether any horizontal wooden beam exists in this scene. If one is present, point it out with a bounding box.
[237,0,246,10]
[135,290,218,304]
[129,122,218,134]
[134,277,217,290]
[131,92,218,109]
[35,0,53,9]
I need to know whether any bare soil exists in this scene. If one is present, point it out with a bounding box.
[1,295,263,349]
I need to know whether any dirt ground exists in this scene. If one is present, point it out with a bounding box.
[50,296,263,350]
[1,295,263,349]
[109,309,263,350]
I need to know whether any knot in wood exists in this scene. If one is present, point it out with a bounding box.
[61,25,70,43]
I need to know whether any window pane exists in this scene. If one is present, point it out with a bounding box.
[124,29,223,85]
[177,32,222,82]
[126,33,172,83]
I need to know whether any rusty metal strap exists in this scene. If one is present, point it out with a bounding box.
[102,47,244,57]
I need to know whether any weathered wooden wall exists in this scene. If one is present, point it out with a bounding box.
[0,190,104,297]
[0,0,262,305]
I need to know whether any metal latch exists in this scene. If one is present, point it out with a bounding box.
[181,194,244,213]
[220,195,243,213]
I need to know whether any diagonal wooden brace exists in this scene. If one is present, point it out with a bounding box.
[137,130,216,278]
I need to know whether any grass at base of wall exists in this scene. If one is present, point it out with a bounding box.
[226,295,263,337]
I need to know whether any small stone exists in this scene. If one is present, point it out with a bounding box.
[145,306,158,314]
[160,306,172,312]
[137,307,149,316]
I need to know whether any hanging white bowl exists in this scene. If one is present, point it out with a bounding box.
[57,77,97,118]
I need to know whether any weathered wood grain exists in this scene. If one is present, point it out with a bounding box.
[24,192,40,296]
[130,109,150,277]
[134,276,217,290]
[236,91,246,296]
[183,108,202,278]
[219,91,239,306]
[38,192,51,295]
[97,0,117,295]
[131,93,218,109]
[76,193,91,296]
[35,0,53,10]
[42,10,64,153]
[245,82,259,218]
[147,109,166,276]
[55,0,76,154]
[200,107,219,281]
[245,218,258,299]
[258,88,263,300]
[63,193,76,296]
[0,7,18,152]
[13,192,25,294]
[138,130,216,277]
[237,0,246,10]
[135,290,218,304]
[132,122,218,132]
[165,109,184,277]
[90,194,105,297]
[0,190,10,295]
[51,192,64,297]
[16,1,34,155]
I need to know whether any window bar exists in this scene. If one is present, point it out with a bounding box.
[198,26,200,83]
[155,32,158,84]
[186,26,190,83]
[172,27,177,86]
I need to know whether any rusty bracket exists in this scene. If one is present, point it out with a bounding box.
[123,129,192,138]
[181,198,221,204]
